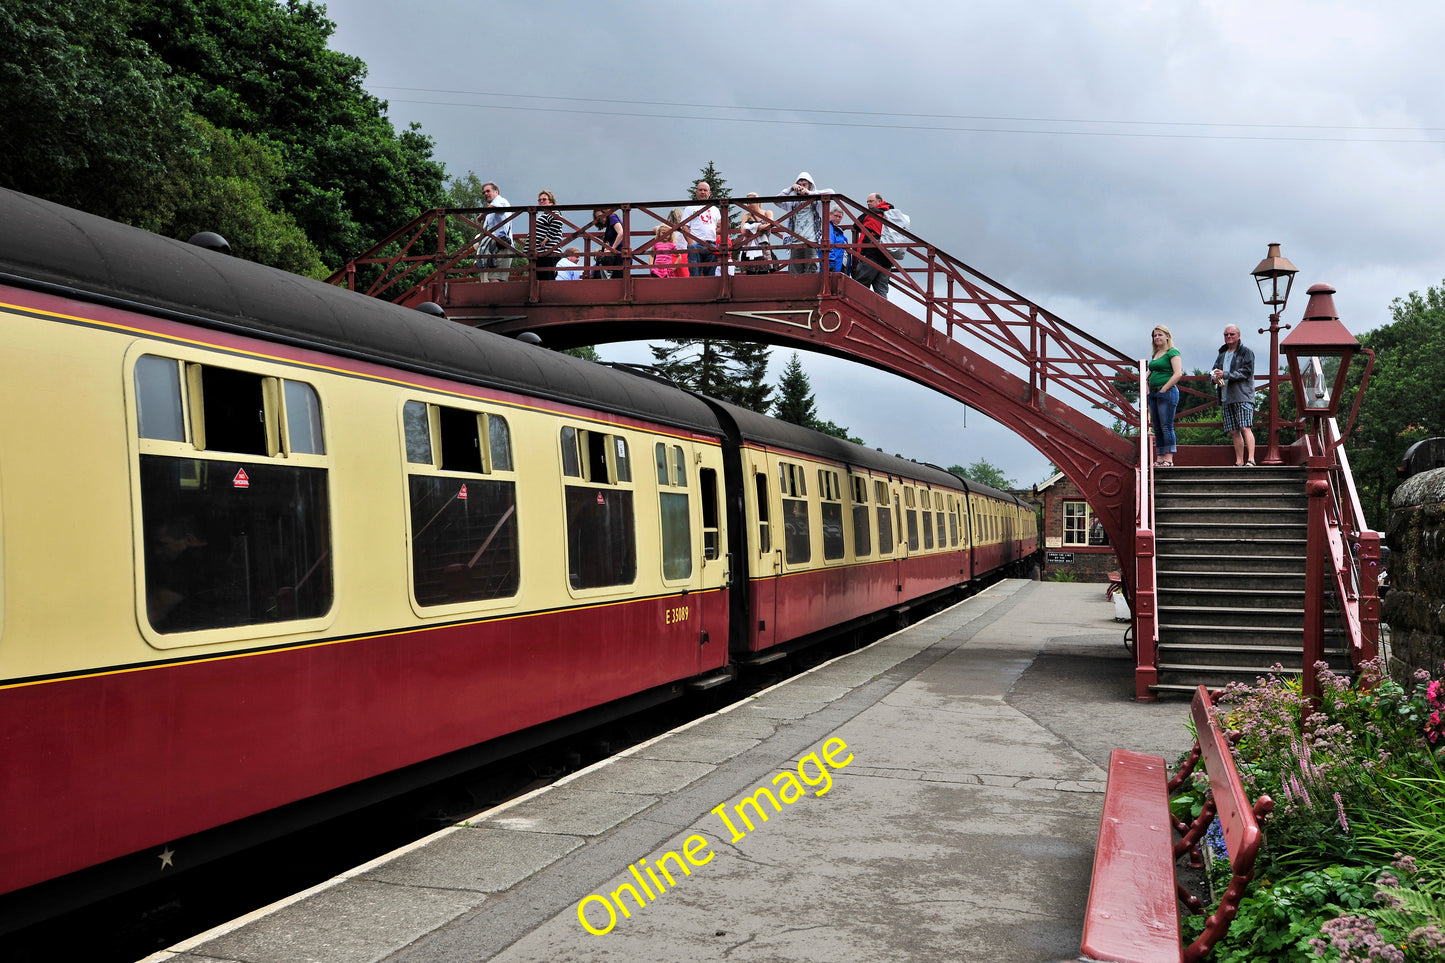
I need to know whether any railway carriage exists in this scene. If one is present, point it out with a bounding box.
[0,188,1038,925]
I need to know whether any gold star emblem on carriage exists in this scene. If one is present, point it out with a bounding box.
[158,846,175,870]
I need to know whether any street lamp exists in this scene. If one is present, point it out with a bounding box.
[1280,283,1374,448]
[1251,243,1299,464]
[1278,282,1375,702]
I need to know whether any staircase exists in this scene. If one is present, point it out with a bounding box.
[1151,465,1348,694]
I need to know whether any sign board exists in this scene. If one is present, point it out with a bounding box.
[1047,552,1075,564]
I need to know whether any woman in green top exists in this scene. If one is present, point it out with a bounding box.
[1147,325,1183,467]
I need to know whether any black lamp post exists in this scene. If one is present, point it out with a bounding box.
[1251,243,1299,464]
[1279,283,1375,701]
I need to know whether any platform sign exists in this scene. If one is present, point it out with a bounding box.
[1047,552,1074,563]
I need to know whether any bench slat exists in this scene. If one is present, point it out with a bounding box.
[1081,749,1183,963]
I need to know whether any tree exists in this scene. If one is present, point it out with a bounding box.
[1347,281,1445,527]
[689,161,732,203]
[562,346,601,362]
[773,353,818,427]
[771,353,863,443]
[0,0,197,226]
[128,0,448,268]
[649,339,773,413]
[950,460,1017,490]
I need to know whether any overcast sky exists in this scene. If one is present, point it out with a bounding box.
[323,0,1445,487]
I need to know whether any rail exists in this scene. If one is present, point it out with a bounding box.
[1133,361,1160,696]
[326,194,1142,428]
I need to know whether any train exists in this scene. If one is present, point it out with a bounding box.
[0,187,1039,927]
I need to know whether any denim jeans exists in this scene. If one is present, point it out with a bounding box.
[688,243,718,277]
[1148,386,1179,455]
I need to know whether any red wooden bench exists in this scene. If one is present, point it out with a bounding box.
[1079,685,1275,963]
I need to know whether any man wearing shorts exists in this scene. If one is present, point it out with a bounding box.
[1213,324,1257,466]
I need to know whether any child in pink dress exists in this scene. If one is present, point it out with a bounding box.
[651,225,680,278]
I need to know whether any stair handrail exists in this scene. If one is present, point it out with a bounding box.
[1319,418,1381,669]
[1134,360,1160,698]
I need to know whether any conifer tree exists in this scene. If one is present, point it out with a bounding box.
[648,339,772,412]
[775,353,818,426]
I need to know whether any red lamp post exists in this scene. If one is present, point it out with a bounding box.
[1251,243,1299,465]
[1280,283,1375,701]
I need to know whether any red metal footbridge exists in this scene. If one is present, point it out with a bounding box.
[330,193,1378,699]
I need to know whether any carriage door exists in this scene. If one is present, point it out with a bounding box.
[752,467,778,651]
[696,464,728,671]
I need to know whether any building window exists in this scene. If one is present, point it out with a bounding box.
[1063,499,1109,547]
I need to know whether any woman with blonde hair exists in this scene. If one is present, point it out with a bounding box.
[533,190,564,279]
[1147,325,1184,467]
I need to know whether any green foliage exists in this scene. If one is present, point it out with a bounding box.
[562,346,601,362]
[0,0,197,225]
[167,117,327,276]
[1185,865,1383,963]
[650,339,773,414]
[812,419,865,445]
[949,460,1017,490]
[128,0,448,269]
[1189,661,1445,958]
[1,0,447,273]
[1347,281,1445,528]
[1047,570,1078,582]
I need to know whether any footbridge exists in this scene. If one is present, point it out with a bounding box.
[331,193,1142,562]
[330,193,1378,699]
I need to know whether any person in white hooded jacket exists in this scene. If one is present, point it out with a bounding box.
[777,171,829,273]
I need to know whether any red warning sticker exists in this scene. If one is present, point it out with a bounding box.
[458,484,469,500]
[596,492,605,505]
[233,468,250,489]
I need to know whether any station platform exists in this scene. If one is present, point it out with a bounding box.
[144,579,1196,963]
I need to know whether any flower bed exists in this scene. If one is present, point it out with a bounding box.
[1174,660,1445,961]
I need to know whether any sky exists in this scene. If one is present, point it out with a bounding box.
[323,0,1445,487]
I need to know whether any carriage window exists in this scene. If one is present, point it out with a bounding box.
[406,403,519,606]
[755,472,772,555]
[404,401,432,463]
[657,443,691,581]
[135,355,186,441]
[874,480,894,555]
[949,496,960,546]
[700,467,720,560]
[197,365,267,455]
[136,357,331,635]
[820,469,844,561]
[851,476,871,558]
[561,426,581,477]
[783,491,810,564]
[934,493,946,550]
[564,426,635,589]
[284,381,325,455]
[921,489,934,550]
[489,415,513,471]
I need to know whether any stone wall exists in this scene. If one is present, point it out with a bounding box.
[1383,467,1445,681]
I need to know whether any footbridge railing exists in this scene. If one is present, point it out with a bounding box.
[327,194,1142,430]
